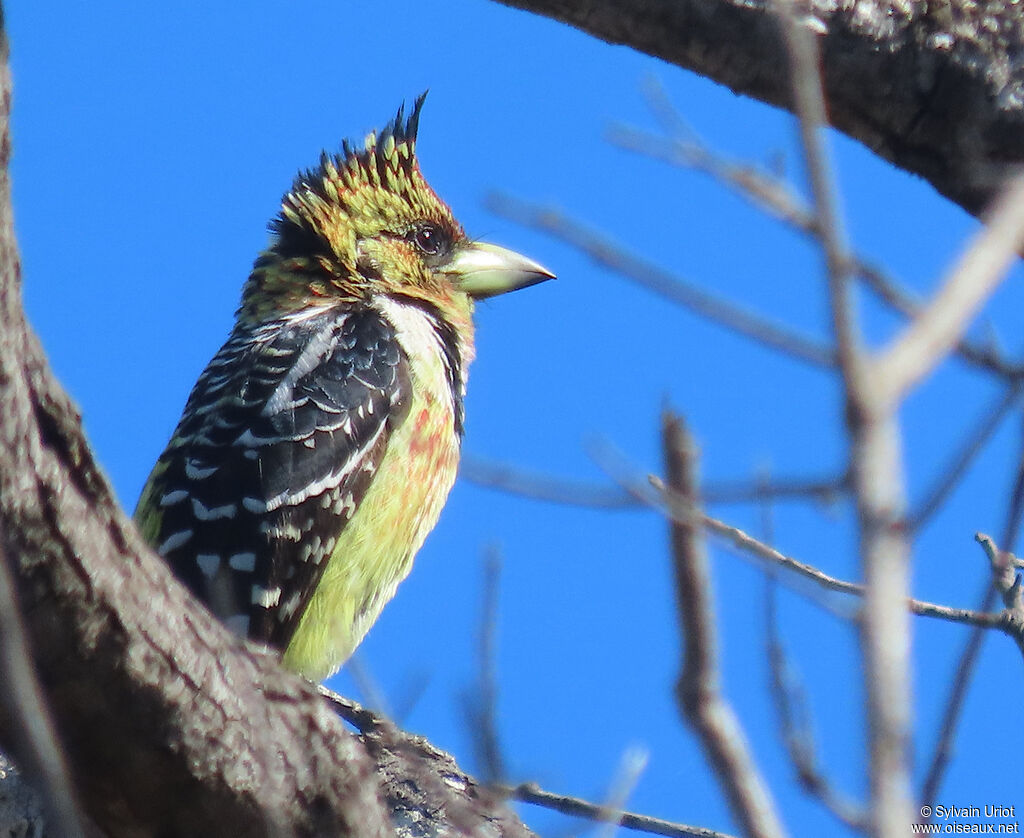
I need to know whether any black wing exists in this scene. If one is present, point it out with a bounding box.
[135,305,410,647]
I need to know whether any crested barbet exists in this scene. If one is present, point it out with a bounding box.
[134,96,552,681]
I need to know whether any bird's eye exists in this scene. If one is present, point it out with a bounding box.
[410,223,448,256]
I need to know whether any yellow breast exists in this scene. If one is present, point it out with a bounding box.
[282,296,470,681]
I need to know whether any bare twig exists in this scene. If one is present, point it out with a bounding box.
[324,690,734,838]
[0,537,88,838]
[908,382,1024,531]
[704,474,847,507]
[757,474,864,828]
[765,581,867,830]
[506,781,736,838]
[462,452,845,509]
[778,8,859,378]
[921,406,1024,807]
[855,268,1020,381]
[874,175,1024,409]
[976,535,1024,640]
[461,454,641,508]
[921,532,1024,808]
[662,411,787,838]
[486,193,836,369]
[594,444,1018,638]
[690,480,1011,633]
[610,80,1024,383]
[777,4,914,835]
[1000,427,1024,556]
[466,546,507,784]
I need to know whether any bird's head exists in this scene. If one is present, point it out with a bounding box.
[240,95,553,322]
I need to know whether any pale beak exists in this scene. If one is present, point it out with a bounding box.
[445,241,555,299]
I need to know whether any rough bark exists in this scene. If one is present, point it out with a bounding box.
[0,15,533,838]
[494,0,1024,219]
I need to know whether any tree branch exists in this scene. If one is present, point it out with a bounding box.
[486,194,837,369]
[662,411,786,838]
[874,175,1024,409]
[492,0,1024,220]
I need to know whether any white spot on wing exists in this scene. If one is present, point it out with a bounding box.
[157,530,193,555]
[234,428,280,447]
[228,552,256,572]
[185,459,219,480]
[159,489,189,507]
[191,498,238,521]
[262,521,303,540]
[251,585,282,608]
[280,591,303,620]
[242,496,266,513]
[196,554,220,578]
[332,492,356,518]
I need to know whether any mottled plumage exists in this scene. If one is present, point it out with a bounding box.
[135,97,552,680]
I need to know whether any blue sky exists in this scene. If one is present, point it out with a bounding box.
[8,3,1023,835]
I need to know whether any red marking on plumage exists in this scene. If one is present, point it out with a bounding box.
[410,407,442,458]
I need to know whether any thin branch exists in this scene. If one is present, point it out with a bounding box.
[855,266,1020,382]
[777,3,915,835]
[462,453,845,509]
[977,534,1024,616]
[594,445,1019,639]
[908,382,1024,531]
[757,475,864,828]
[609,81,1024,383]
[465,546,507,784]
[485,193,837,369]
[873,175,1024,409]
[506,782,736,838]
[778,5,859,380]
[662,411,787,838]
[326,691,734,838]
[765,580,867,831]
[703,474,847,507]
[1000,422,1024,556]
[924,410,1024,807]
[0,537,88,838]
[461,454,641,508]
[693,480,1011,634]
[921,532,1024,807]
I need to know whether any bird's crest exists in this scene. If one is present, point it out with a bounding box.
[245,94,457,319]
[282,93,431,224]
[334,92,426,194]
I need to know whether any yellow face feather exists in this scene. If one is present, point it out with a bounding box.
[240,95,465,319]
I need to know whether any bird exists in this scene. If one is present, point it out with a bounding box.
[134,95,553,682]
